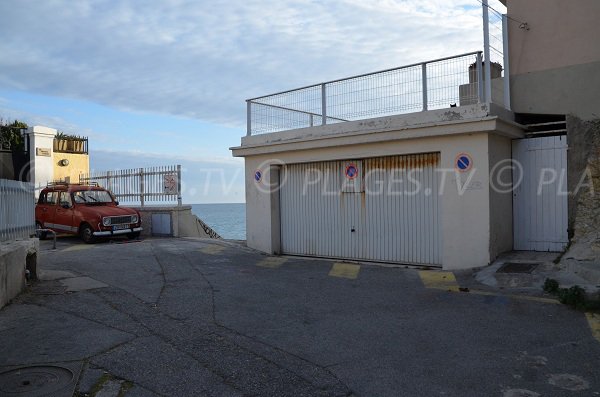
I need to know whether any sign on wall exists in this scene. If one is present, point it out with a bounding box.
[163,173,178,194]
[36,148,51,157]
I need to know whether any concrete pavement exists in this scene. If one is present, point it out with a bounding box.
[0,236,599,396]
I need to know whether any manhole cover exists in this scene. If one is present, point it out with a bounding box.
[0,365,74,396]
[497,262,539,274]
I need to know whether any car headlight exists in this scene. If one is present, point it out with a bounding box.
[131,215,139,224]
[102,217,111,226]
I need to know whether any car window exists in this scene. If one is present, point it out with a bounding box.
[59,192,73,208]
[46,191,58,205]
[38,192,47,204]
[73,190,113,203]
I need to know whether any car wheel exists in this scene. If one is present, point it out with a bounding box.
[127,231,141,240]
[80,224,95,244]
[36,222,47,240]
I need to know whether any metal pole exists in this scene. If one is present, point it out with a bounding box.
[246,101,252,136]
[476,52,483,102]
[321,83,327,125]
[177,164,182,207]
[139,168,145,207]
[502,14,511,110]
[421,63,428,111]
[482,0,492,103]
[309,114,313,127]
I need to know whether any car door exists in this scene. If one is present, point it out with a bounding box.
[53,191,76,234]
[36,191,58,228]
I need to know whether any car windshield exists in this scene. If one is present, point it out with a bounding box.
[73,190,113,204]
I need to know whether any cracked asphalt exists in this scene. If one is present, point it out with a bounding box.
[0,237,599,396]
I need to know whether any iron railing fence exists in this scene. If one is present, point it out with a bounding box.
[247,51,484,135]
[0,179,35,242]
[482,0,509,109]
[80,165,182,207]
[53,137,89,154]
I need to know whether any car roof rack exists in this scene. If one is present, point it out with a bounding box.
[46,181,99,187]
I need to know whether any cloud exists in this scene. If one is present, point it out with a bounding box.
[0,0,484,128]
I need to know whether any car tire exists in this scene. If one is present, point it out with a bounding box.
[127,232,141,240]
[36,222,47,240]
[80,224,96,244]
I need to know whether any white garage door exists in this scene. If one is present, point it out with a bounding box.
[280,153,442,265]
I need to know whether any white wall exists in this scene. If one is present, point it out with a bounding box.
[243,132,509,270]
[23,126,57,197]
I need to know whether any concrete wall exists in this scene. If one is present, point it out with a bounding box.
[133,205,213,239]
[506,0,600,119]
[53,152,90,183]
[0,239,38,309]
[22,126,57,197]
[488,134,514,259]
[242,131,514,270]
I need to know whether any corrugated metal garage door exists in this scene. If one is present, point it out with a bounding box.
[512,136,568,251]
[280,153,442,265]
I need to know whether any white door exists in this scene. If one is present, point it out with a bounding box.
[279,153,442,265]
[512,136,568,251]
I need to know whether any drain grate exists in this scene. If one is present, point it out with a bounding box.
[0,365,74,396]
[497,262,540,274]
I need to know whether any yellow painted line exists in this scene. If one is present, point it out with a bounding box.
[329,263,360,279]
[418,270,460,291]
[62,245,94,252]
[256,257,287,268]
[199,245,225,255]
[586,313,600,343]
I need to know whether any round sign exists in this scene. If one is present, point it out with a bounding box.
[455,153,473,172]
[254,170,262,182]
[345,163,358,179]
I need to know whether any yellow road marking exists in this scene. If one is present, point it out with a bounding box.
[199,245,225,255]
[256,257,287,268]
[418,270,459,291]
[329,263,360,279]
[62,245,94,252]
[586,313,600,343]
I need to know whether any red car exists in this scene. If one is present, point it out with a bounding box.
[35,183,142,243]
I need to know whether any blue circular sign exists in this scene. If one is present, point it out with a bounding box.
[254,170,262,182]
[455,153,473,172]
[345,163,358,179]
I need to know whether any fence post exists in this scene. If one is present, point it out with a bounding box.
[246,101,252,136]
[177,165,182,207]
[502,14,511,110]
[476,52,483,102]
[421,63,428,111]
[139,168,145,207]
[482,0,492,103]
[321,83,327,125]
[106,170,112,193]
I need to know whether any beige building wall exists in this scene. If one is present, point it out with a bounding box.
[506,0,600,119]
[235,105,521,270]
[53,152,90,183]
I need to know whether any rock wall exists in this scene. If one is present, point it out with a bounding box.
[563,117,600,264]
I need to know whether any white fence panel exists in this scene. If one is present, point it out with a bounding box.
[512,136,568,251]
[0,179,36,242]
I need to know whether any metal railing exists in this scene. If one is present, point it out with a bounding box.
[482,0,509,109]
[80,165,182,207]
[53,137,89,154]
[246,51,484,135]
[0,179,35,243]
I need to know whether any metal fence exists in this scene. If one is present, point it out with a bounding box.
[247,51,484,135]
[0,179,35,242]
[482,0,509,109]
[79,165,182,207]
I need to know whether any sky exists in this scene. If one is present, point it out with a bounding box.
[0,0,487,203]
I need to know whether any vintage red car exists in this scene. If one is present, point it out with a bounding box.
[35,183,142,243]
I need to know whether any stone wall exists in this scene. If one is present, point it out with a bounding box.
[564,117,600,264]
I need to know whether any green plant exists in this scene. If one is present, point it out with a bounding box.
[557,285,587,310]
[55,131,86,141]
[543,278,560,294]
[0,118,28,151]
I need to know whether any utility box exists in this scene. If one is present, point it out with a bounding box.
[151,213,172,236]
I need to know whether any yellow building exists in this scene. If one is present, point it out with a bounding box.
[52,136,90,183]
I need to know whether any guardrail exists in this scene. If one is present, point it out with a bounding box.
[0,179,35,242]
[79,165,182,207]
[246,51,484,135]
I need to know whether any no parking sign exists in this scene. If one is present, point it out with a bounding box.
[455,153,473,172]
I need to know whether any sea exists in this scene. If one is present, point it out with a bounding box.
[191,203,246,240]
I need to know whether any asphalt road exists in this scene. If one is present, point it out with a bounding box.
[0,237,598,396]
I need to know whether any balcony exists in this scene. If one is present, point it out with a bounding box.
[53,135,89,154]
